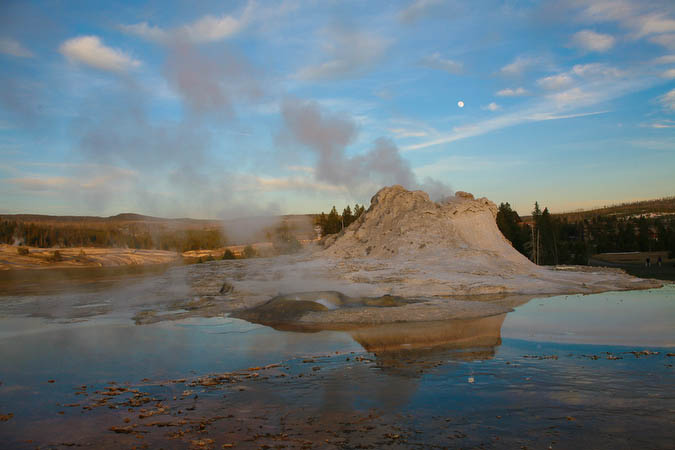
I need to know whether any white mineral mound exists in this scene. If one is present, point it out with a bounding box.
[322,185,530,266]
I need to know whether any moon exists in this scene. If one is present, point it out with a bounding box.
[457,100,465,108]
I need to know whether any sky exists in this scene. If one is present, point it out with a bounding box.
[0,0,674,218]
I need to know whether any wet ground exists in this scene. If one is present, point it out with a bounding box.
[0,266,673,449]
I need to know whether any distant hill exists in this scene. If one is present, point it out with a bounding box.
[521,196,675,222]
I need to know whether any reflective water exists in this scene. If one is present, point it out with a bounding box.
[0,268,673,449]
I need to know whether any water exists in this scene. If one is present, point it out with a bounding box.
[0,267,673,448]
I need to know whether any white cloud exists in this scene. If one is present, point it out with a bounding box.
[118,22,168,42]
[388,128,428,138]
[653,54,675,64]
[537,74,574,90]
[420,52,462,74]
[482,102,501,111]
[0,37,33,58]
[663,68,675,79]
[8,166,138,192]
[650,33,675,50]
[659,88,675,110]
[642,119,675,128]
[499,55,541,76]
[576,1,675,48]
[496,87,528,97]
[178,13,247,43]
[59,36,140,72]
[295,28,390,80]
[571,30,615,52]
[571,63,623,78]
[121,2,252,44]
[525,110,608,121]
[634,14,675,38]
[399,0,445,24]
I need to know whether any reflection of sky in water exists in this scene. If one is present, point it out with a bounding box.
[502,284,675,346]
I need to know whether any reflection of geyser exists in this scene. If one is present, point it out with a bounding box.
[350,314,506,369]
[319,315,508,414]
[351,314,505,353]
[236,291,506,365]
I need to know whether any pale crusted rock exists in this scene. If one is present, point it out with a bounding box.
[322,185,524,264]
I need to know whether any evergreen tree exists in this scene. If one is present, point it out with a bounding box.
[342,206,354,228]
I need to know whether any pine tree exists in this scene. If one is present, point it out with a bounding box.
[342,206,353,228]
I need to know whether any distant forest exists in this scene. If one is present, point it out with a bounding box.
[0,220,226,253]
[496,202,675,265]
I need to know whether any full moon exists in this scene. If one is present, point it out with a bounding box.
[457,101,465,108]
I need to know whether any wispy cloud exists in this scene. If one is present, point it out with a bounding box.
[537,73,574,90]
[414,155,524,178]
[388,127,429,138]
[651,33,675,50]
[570,30,615,52]
[496,87,528,97]
[0,37,33,58]
[653,54,675,64]
[294,27,391,81]
[658,88,675,110]
[499,55,542,76]
[420,52,462,74]
[641,119,675,128]
[398,0,445,24]
[59,36,140,72]
[576,1,675,47]
[121,2,253,43]
[482,102,501,111]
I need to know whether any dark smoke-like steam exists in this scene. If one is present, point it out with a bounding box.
[280,98,452,200]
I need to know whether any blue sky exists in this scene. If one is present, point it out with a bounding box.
[0,0,673,218]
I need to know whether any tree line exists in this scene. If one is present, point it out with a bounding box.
[0,220,226,253]
[315,204,367,235]
[496,202,675,265]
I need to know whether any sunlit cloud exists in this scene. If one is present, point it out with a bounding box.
[499,55,541,76]
[653,54,675,64]
[537,74,574,90]
[120,2,253,43]
[658,88,675,110]
[570,30,616,52]
[59,36,141,72]
[482,102,501,111]
[496,87,528,97]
